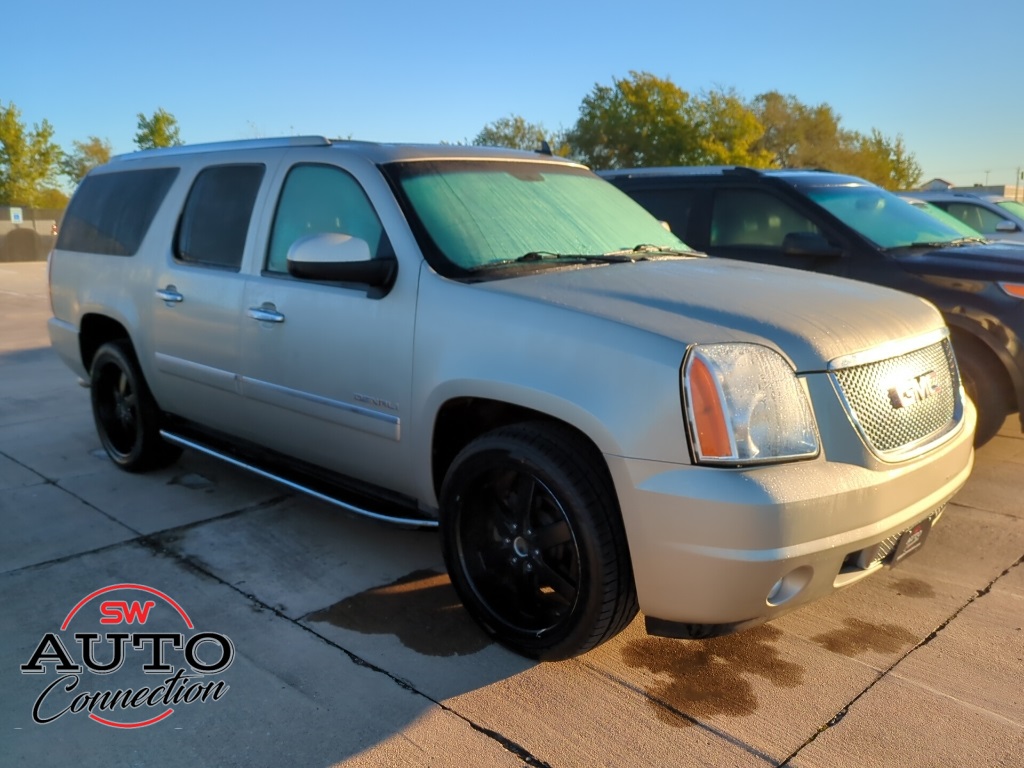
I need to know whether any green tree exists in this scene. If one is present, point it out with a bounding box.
[567,71,701,170]
[473,115,570,156]
[750,92,921,189]
[61,136,113,185]
[134,108,183,150]
[0,101,62,206]
[36,186,69,208]
[750,91,850,169]
[845,130,922,190]
[690,87,774,167]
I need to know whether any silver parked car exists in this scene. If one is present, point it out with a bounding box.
[900,190,1024,243]
[48,138,976,659]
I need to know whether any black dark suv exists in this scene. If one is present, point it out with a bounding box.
[602,167,1024,445]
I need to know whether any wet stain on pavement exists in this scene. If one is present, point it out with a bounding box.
[621,624,803,726]
[168,472,215,490]
[889,577,935,599]
[811,618,918,657]
[307,569,491,657]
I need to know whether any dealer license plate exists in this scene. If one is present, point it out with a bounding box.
[890,518,932,565]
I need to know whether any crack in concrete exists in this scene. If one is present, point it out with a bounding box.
[779,552,1024,766]
[0,470,292,577]
[583,661,778,765]
[2,454,549,762]
[139,521,553,767]
[0,447,52,484]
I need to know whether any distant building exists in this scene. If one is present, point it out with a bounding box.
[916,179,1021,201]
[0,205,61,262]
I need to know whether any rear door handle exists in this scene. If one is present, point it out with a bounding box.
[247,306,285,323]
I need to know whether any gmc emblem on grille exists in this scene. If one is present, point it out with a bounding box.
[888,370,940,409]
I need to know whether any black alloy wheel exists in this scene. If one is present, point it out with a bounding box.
[90,340,181,472]
[440,423,637,660]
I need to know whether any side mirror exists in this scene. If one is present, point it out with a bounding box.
[782,231,843,258]
[287,233,397,287]
[995,220,1020,233]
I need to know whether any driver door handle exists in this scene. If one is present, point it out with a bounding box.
[247,305,285,323]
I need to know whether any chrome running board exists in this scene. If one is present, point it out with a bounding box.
[160,430,438,529]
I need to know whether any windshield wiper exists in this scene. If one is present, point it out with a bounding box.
[902,237,986,249]
[468,252,634,272]
[467,245,699,273]
[605,244,703,259]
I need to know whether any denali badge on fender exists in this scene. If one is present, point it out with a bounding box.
[888,370,939,409]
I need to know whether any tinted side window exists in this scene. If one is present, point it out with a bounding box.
[266,164,386,273]
[57,168,179,256]
[176,164,265,269]
[944,202,1003,235]
[711,189,818,248]
[620,187,698,241]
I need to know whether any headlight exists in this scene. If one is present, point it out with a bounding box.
[682,343,819,465]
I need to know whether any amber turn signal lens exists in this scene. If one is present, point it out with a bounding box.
[687,355,732,458]
[999,282,1024,299]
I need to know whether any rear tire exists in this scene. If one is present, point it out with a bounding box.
[440,422,637,660]
[90,340,182,472]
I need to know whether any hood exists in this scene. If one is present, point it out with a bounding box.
[477,258,943,372]
[896,241,1024,279]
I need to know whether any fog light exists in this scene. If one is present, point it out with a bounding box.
[766,566,812,607]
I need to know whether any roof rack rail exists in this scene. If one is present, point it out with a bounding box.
[111,135,332,162]
[722,166,762,176]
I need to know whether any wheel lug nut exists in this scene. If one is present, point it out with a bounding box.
[525,563,533,573]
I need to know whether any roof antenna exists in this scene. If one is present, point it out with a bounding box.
[536,140,552,156]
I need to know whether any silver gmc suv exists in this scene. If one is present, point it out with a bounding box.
[47,137,976,660]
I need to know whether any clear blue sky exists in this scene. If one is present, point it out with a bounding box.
[7,0,1024,187]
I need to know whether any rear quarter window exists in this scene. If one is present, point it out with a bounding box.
[56,168,179,256]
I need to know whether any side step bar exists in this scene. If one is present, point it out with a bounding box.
[160,430,439,529]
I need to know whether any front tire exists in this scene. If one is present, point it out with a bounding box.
[440,423,637,660]
[954,339,1011,447]
[90,340,181,472]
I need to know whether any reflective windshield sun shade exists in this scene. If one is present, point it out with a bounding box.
[389,161,689,272]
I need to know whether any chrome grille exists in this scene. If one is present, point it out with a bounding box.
[831,337,960,458]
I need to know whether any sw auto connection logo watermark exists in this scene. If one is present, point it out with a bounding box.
[20,584,233,728]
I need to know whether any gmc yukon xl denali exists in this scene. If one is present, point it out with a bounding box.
[47,137,976,659]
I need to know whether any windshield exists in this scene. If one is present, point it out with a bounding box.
[385,160,690,275]
[906,199,986,239]
[804,184,969,249]
[995,199,1024,219]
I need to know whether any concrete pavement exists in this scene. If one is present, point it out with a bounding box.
[2,261,1021,767]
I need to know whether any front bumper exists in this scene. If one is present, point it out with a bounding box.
[606,397,976,633]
